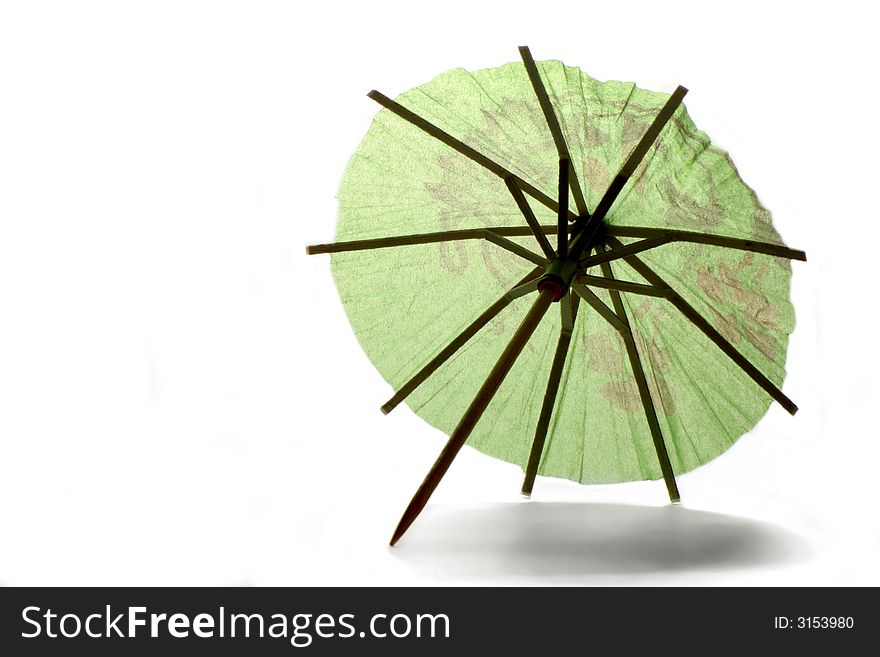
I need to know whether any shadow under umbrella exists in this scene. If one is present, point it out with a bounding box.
[391,502,809,579]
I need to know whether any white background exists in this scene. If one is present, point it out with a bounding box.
[0,0,877,586]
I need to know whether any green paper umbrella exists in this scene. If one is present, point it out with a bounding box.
[307,47,805,546]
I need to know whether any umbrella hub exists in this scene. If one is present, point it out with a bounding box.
[537,258,579,301]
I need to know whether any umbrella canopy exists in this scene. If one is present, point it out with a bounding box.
[308,47,805,545]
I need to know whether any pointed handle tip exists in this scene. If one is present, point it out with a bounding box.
[389,525,407,547]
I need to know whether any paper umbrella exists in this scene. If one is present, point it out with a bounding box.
[307,47,805,545]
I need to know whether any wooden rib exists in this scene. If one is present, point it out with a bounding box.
[577,274,667,297]
[390,289,556,546]
[504,176,556,259]
[571,283,627,333]
[605,235,798,415]
[484,231,548,266]
[381,266,543,415]
[574,282,679,500]
[368,90,576,221]
[603,226,807,261]
[576,231,807,271]
[569,85,688,260]
[307,227,546,266]
[518,46,589,217]
[578,234,672,267]
[597,249,680,502]
[308,228,490,254]
[558,158,569,258]
[522,291,580,497]
[308,226,563,256]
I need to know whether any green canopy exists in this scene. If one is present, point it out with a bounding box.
[308,48,804,545]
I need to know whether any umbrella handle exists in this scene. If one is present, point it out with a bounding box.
[389,289,556,546]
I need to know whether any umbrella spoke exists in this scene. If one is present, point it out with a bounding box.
[568,85,688,260]
[574,230,806,269]
[368,90,577,221]
[390,290,557,545]
[381,266,544,415]
[571,282,627,333]
[605,236,799,415]
[484,231,549,266]
[522,292,580,496]
[573,280,681,499]
[518,46,589,217]
[503,177,556,259]
[308,228,490,254]
[558,158,569,258]
[577,274,667,297]
[572,281,681,497]
[578,234,671,268]
[307,228,547,267]
[599,226,807,262]
[310,226,558,254]
[595,252,681,502]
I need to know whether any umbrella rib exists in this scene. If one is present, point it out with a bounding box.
[367,90,577,221]
[503,176,556,259]
[307,228,547,267]
[518,46,589,217]
[577,274,667,297]
[570,282,627,332]
[484,231,549,266]
[558,158,569,257]
[605,236,798,415]
[390,289,557,546]
[579,234,671,267]
[571,282,662,481]
[309,226,558,254]
[522,291,580,496]
[568,85,688,260]
[600,226,807,262]
[594,252,680,502]
[381,265,544,415]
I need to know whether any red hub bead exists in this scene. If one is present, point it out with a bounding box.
[537,278,565,301]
